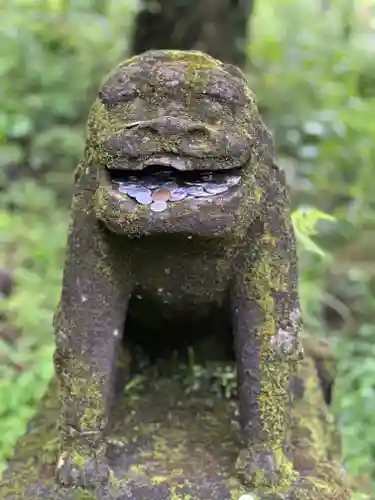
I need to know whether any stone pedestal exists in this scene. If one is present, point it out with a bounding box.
[0,345,351,500]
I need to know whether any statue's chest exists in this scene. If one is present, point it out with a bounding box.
[131,246,233,311]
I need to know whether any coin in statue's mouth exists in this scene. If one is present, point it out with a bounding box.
[105,160,242,213]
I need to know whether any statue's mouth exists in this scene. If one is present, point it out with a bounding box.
[105,156,242,213]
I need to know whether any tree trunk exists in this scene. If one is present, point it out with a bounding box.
[131,0,255,67]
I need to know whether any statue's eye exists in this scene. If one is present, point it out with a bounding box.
[195,96,223,119]
[199,90,227,102]
[99,69,143,106]
[99,87,137,106]
[196,92,238,116]
[117,89,138,102]
[199,85,240,105]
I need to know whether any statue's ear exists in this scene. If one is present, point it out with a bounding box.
[73,160,99,193]
[73,161,85,184]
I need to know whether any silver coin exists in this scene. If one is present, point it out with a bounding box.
[145,182,161,190]
[202,182,229,196]
[135,191,152,204]
[204,184,229,195]
[127,186,151,197]
[118,183,138,194]
[199,182,212,189]
[170,188,188,201]
[163,181,179,190]
[192,186,213,197]
[135,186,151,193]
[150,200,168,212]
[186,185,207,196]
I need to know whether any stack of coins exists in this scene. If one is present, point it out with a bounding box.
[114,173,241,213]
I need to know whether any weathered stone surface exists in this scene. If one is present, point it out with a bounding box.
[0,338,351,499]
[52,49,303,492]
[0,51,352,499]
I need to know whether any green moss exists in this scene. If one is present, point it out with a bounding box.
[111,50,224,79]
[170,484,193,500]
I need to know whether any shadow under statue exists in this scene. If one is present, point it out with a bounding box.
[0,49,351,500]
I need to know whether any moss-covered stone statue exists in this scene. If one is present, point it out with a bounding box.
[54,48,303,490]
[0,50,351,500]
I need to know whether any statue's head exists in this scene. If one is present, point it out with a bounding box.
[81,50,274,237]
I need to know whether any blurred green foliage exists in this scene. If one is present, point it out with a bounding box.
[250,3,375,489]
[0,0,136,194]
[0,182,66,463]
[1,0,375,496]
[0,0,137,474]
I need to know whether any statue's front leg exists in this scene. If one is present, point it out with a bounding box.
[53,203,131,488]
[231,170,303,492]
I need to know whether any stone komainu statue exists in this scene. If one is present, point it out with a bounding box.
[0,50,351,500]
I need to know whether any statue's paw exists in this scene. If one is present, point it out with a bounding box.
[56,450,110,488]
[235,446,298,492]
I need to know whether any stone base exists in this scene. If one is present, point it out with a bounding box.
[0,354,351,500]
